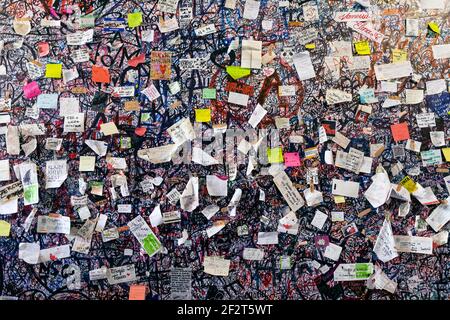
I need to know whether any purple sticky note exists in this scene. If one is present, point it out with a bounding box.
[284,152,300,167]
[314,235,329,248]
[23,81,41,99]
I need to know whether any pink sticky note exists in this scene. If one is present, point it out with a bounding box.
[23,81,41,99]
[284,152,301,167]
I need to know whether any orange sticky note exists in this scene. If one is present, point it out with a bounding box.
[129,285,146,300]
[390,122,410,142]
[92,65,110,83]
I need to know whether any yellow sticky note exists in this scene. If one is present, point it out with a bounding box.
[267,147,284,163]
[0,220,11,237]
[428,22,440,34]
[195,109,211,122]
[79,156,96,172]
[400,176,417,193]
[354,41,371,55]
[442,147,450,162]
[305,43,316,49]
[100,122,119,136]
[392,49,407,62]
[226,66,251,80]
[128,12,143,28]
[334,196,345,204]
[45,63,62,78]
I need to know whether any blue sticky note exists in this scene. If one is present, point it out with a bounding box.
[36,93,59,109]
[359,88,377,104]
[426,91,450,118]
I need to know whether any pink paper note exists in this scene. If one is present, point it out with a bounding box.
[23,81,41,99]
[284,152,301,167]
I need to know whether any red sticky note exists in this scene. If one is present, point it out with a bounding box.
[23,81,41,99]
[129,284,146,300]
[38,42,49,57]
[135,127,146,136]
[284,152,301,167]
[390,122,410,142]
[92,65,110,83]
[128,53,145,68]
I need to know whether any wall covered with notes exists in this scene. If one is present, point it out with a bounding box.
[0,0,449,300]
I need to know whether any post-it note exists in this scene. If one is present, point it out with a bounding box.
[400,176,417,193]
[23,81,42,99]
[334,196,345,204]
[442,147,450,162]
[45,63,62,78]
[202,88,216,99]
[79,156,96,172]
[100,122,119,135]
[128,12,143,28]
[0,220,11,237]
[38,42,49,57]
[226,66,251,80]
[124,100,140,111]
[129,284,146,300]
[428,22,440,34]
[284,152,300,167]
[354,41,370,55]
[195,109,211,122]
[92,65,110,83]
[392,49,407,62]
[267,147,284,163]
[37,93,58,109]
[390,122,410,142]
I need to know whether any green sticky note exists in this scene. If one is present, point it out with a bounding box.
[141,113,151,122]
[142,233,162,256]
[355,263,373,278]
[202,88,216,99]
[428,22,440,34]
[128,12,143,28]
[355,263,369,271]
[90,181,102,187]
[80,14,96,28]
[23,184,39,204]
[226,66,251,80]
[120,137,131,149]
[45,63,62,78]
[267,147,284,163]
[356,271,371,278]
